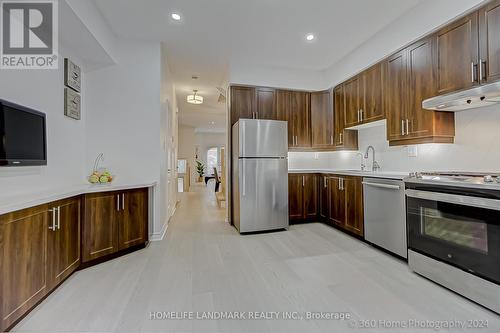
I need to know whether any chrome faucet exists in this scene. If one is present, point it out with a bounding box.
[356,153,366,171]
[364,146,380,172]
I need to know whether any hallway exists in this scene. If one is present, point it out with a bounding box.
[13,186,500,332]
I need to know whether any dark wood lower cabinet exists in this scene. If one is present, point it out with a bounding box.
[0,187,149,331]
[288,173,318,222]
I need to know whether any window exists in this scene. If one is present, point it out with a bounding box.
[206,147,218,174]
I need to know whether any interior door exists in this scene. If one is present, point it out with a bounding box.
[239,158,288,232]
[256,87,276,120]
[83,192,119,262]
[328,177,345,227]
[343,76,361,128]
[311,90,334,148]
[407,36,436,138]
[436,13,480,94]
[362,63,384,123]
[288,173,304,220]
[386,50,408,141]
[120,189,147,250]
[479,0,500,83]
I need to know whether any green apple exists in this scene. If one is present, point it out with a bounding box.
[89,175,99,183]
[99,175,109,183]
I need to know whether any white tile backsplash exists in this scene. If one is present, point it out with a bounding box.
[289,104,500,173]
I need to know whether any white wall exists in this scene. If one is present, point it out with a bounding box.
[0,47,87,199]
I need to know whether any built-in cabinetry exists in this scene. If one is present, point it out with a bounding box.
[333,85,358,149]
[230,85,277,126]
[0,187,149,331]
[310,90,334,149]
[277,90,311,149]
[82,188,148,262]
[289,173,364,237]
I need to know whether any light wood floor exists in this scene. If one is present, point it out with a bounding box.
[14,183,500,332]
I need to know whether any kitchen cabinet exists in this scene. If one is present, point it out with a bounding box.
[344,76,362,128]
[385,37,455,146]
[361,62,385,123]
[255,87,277,120]
[230,86,255,126]
[319,175,329,220]
[479,0,500,83]
[333,85,358,149]
[311,90,335,149]
[436,14,479,94]
[83,189,148,262]
[47,197,80,290]
[277,90,311,149]
[288,173,318,222]
[0,204,49,331]
[326,175,364,237]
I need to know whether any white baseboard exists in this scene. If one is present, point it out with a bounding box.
[150,222,168,241]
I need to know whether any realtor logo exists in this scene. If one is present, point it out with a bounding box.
[1,0,58,69]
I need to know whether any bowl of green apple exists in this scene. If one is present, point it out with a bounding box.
[88,170,114,184]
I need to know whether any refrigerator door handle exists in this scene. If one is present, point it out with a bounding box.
[242,160,246,196]
[241,121,246,157]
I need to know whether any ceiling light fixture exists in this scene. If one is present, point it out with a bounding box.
[306,33,315,41]
[187,90,203,104]
[171,13,181,21]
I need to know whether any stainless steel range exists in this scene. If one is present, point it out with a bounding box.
[405,172,500,313]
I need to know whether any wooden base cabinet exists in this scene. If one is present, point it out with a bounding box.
[0,204,49,331]
[83,188,148,263]
[288,173,318,222]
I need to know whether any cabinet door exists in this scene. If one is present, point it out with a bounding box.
[319,175,329,220]
[344,77,361,128]
[256,87,276,120]
[47,198,80,289]
[479,0,500,83]
[362,62,385,123]
[291,91,311,148]
[344,177,364,237]
[288,174,304,220]
[328,177,345,227]
[230,86,255,126]
[119,188,148,250]
[276,90,294,147]
[436,14,479,94]
[407,36,437,138]
[311,90,334,148]
[386,50,408,141]
[0,205,48,331]
[83,192,120,262]
[303,174,318,219]
[334,85,358,149]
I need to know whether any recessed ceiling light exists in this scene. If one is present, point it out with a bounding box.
[210,121,215,125]
[306,34,315,41]
[171,13,181,21]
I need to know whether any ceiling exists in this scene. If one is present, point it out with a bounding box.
[93,0,423,132]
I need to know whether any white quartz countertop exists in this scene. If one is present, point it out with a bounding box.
[288,169,410,180]
[0,181,157,215]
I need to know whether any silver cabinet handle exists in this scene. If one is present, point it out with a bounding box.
[357,110,360,122]
[401,119,405,135]
[360,109,363,122]
[302,175,305,187]
[330,135,333,145]
[406,119,409,135]
[324,176,327,188]
[341,178,344,190]
[471,62,475,82]
[363,181,401,190]
[339,133,343,145]
[122,193,125,211]
[117,194,120,211]
[57,206,61,230]
[479,59,483,82]
[49,208,56,231]
[296,135,298,146]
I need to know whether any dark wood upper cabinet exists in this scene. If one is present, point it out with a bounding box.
[288,174,304,220]
[82,191,120,262]
[0,205,49,331]
[479,0,500,83]
[255,87,276,120]
[230,86,255,126]
[276,89,294,147]
[343,76,362,128]
[119,188,148,250]
[311,90,334,149]
[47,197,80,290]
[386,50,408,142]
[436,13,480,94]
[334,85,358,149]
[362,62,385,123]
[291,91,312,149]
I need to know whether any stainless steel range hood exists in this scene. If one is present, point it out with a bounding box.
[422,81,500,112]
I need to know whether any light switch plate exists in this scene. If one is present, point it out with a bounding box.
[408,145,418,157]
[314,152,319,160]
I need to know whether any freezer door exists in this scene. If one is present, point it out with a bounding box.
[238,158,288,233]
[235,119,288,158]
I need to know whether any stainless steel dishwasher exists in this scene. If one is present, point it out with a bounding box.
[363,177,407,258]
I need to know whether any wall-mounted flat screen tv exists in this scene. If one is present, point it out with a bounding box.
[0,99,47,166]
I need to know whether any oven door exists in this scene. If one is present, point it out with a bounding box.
[406,189,500,284]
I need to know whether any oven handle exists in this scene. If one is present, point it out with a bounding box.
[406,189,500,211]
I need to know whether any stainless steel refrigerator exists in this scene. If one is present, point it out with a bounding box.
[232,119,289,233]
